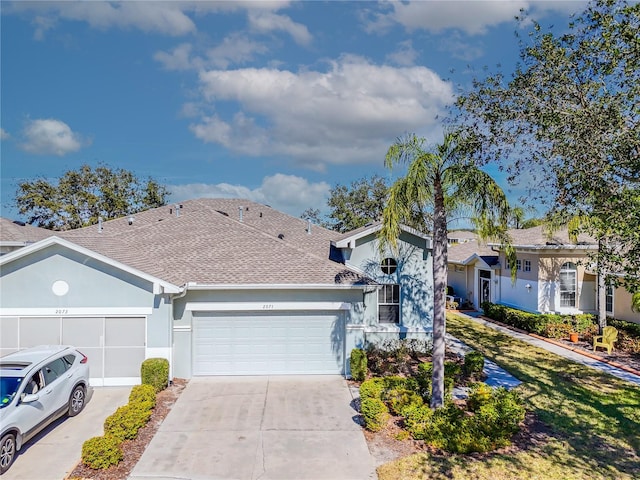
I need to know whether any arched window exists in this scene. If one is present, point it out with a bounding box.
[380,258,397,275]
[559,262,577,308]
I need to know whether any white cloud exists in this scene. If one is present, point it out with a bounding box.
[368,0,529,35]
[9,1,197,37]
[20,119,88,156]
[386,40,418,66]
[189,55,454,169]
[154,43,200,71]
[168,174,330,216]
[0,128,10,140]
[248,11,312,45]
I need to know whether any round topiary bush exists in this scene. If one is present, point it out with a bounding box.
[104,403,153,441]
[81,435,123,469]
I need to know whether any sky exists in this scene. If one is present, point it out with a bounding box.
[0,0,587,222]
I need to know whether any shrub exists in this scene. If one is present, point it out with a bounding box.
[384,388,424,415]
[104,404,153,441]
[466,382,493,412]
[359,378,385,400]
[609,319,640,354]
[444,361,462,378]
[416,362,433,399]
[361,398,389,432]
[382,376,408,391]
[403,386,526,454]
[463,351,485,377]
[81,435,123,470]
[350,348,367,381]
[141,358,170,392]
[129,384,157,409]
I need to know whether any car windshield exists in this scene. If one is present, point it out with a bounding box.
[0,377,22,408]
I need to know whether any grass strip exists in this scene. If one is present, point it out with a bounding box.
[377,313,640,480]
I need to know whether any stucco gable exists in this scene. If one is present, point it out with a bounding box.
[0,236,181,294]
[333,222,431,250]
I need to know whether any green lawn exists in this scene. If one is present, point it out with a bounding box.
[377,313,640,480]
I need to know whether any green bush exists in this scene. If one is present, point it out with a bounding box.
[359,378,385,400]
[416,362,433,399]
[350,348,367,382]
[403,386,526,454]
[81,435,123,469]
[609,319,640,353]
[104,404,153,441]
[129,384,157,409]
[141,357,170,392]
[382,375,409,391]
[466,382,493,412]
[361,398,389,432]
[463,351,485,377]
[444,360,462,378]
[384,388,423,415]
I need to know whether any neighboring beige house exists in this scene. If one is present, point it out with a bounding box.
[447,226,640,325]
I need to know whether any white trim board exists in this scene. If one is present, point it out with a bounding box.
[0,307,152,316]
[185,302,352,312]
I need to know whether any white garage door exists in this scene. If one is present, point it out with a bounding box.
[192,311,344,375]
[0,316,145,385]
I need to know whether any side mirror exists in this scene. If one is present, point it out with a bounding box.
[21,393,39,404]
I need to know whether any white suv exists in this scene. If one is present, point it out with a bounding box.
[0,345,90,474]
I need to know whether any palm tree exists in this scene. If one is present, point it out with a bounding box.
[379,132,515,408]
[632,292,640,313]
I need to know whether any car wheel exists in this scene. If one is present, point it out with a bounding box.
[68,385,86,417]
[0,433,16,474]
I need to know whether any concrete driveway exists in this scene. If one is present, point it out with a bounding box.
[3,386,131,480]
[129,376,376,480]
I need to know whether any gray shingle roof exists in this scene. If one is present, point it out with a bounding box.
[0,218,53,244]
[447,239,499,265]
[57,198,369,286]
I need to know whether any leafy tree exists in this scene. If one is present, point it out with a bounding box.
[457,0,640,301]
[379,132,515,409]
[300,208,326,227]
[15,164,169,230]
[325,175,389,233]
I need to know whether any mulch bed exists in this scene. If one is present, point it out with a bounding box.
[67,378,187,480]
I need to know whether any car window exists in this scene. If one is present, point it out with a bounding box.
[62,354,76,369]
[23,371,43,397]
[43,358,67,385]
[0,377,22,408]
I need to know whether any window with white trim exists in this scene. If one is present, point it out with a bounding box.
[559,262,577,308]
[524,260,531,272]
[378,284,400,323]
[605,285,613,314]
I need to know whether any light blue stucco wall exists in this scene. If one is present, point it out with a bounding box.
[0,245,171,349]
[341,231,433,330]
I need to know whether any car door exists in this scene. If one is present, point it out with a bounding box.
[13,370,51,439]
[41,358,72,414]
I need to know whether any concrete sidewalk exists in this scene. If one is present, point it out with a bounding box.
[456,312,640,387]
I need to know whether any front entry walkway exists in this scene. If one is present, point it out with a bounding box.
[128,376,376,480]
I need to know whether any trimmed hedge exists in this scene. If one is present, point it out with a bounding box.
[129,384,157,409]
[81,435,123,469]
[82,381,159,471]
[361,397,389,432]
[360,378,386,400]
[141,358,170,392]
[103,403,153,441]
[350,348,367,382]
[384,388,423,416]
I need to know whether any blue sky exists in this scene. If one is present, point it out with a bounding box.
[1,0,585,221]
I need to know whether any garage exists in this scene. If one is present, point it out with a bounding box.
[192,311,345,375]
[0,316,146,385]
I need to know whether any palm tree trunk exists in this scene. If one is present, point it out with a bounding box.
[431,176,448,408]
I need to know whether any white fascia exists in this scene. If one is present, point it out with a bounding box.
[182,283,371,290]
